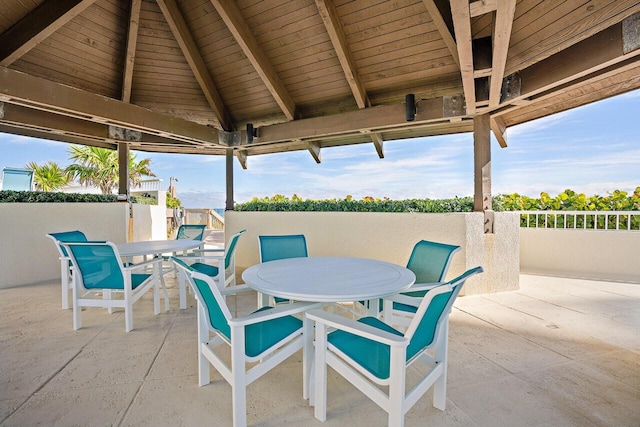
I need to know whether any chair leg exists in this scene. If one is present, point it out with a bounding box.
[388,347,406,427]
[303,315,313,401]
[124,289,133,332]
[314,322,328,422]
[178,269,187,310]
[61,261,70,310]
[231,326,247,427]
[72,279,81,330]
[104,290,114,314]
[432,322,449,411]
[197,308,210,386]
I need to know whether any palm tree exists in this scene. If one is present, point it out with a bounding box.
[65,146,155,194]
[25,161,71,192]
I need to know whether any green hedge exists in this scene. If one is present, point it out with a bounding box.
[0,190,155,205]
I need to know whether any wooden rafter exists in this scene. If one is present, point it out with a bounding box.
[422,0,459,68]
[156,0,233,131]
[307,141,322,164]
[0,67,221,146]
[0,0,99,67]
[490,116,507,148]
[489,0,516,108]
[210,0,296,121]
[450,0,475,114]
[121,0,142,103]
[371,132,384,158]
[315,0,369,109]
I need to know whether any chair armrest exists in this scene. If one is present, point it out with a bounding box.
[384,293,421,308]
[306,309,408,347]
[406,281,444,292]
[123,257,162,272]
[230,302,323,327]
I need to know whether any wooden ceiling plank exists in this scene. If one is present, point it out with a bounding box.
[210,0,297,121]
[422,0,460,68]
[0,66,221,146]
[315,0,369,109]
[450,0,476,114]
[489,0,516,108]
[122,0,142,103]
[0,0,99,66]
[156,0,233,131]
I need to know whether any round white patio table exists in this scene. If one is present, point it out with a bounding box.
[117,239,203,311]
[242,256,415,402]
[242,256,415,303]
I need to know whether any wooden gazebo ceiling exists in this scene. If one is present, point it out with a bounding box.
[1,0,639,168]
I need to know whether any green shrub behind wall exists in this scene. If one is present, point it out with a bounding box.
[0,190,155,204]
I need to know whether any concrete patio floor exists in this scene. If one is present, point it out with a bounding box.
[1,274,638,426]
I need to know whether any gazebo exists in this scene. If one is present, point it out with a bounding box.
[1,0,639,221]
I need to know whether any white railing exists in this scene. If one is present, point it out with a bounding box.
[518,211,640,231]
[184,208,224,230]
[134,179,163,192]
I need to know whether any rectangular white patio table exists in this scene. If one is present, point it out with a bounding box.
[117,239,203,311]
[242,256,416,400]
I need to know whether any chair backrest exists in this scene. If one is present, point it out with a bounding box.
[406,240,461,284]
[172,257,232,339]
[176,224,206,241]
[404,266,483,360]
[46,230,88,257]
[63,241,126,290]
[1,167,33,191]
[258,234,308,262]
[223,229,246,269]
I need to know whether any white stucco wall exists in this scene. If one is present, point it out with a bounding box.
[520,228,639,283]
[225,211,520,295]
[0,203,166,288]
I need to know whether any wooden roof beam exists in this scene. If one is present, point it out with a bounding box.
[371,132,384,158]
[450,0,476,114]
[156,0,233,131]
[0,0,99,66]
[423,0,460,68]
[210,0,297,121]
[315,0,370,109]
[121,0,142,103]
[490,116,507,148]
[235,96,464,147]
[489,0,516,108]
[0,67,222,146]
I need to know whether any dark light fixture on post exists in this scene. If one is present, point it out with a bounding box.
[246,123,258,144]
[405,94,416,121]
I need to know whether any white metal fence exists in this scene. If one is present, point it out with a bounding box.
[517,211,640,231]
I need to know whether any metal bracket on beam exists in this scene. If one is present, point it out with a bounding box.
[443,94,466,117]
[218,130,241,147]
[501,72,521,103]
[108,125,142,142]
[623,12,640,54]
[0,102,4,119]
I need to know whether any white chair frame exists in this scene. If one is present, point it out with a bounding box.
[175,260,321,427]
[308,267,482,427]
[63,241,162,332]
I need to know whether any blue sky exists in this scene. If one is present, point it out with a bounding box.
[1,89,638,209]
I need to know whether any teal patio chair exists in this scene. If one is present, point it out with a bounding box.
[372,240,460,327]
[308,266,483,427]
[46,230,88,310]
[172,257,320,427]
[62,241,162,332]
[161,223,207,282]
[173,229,246,309]
[258,234,308,306]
